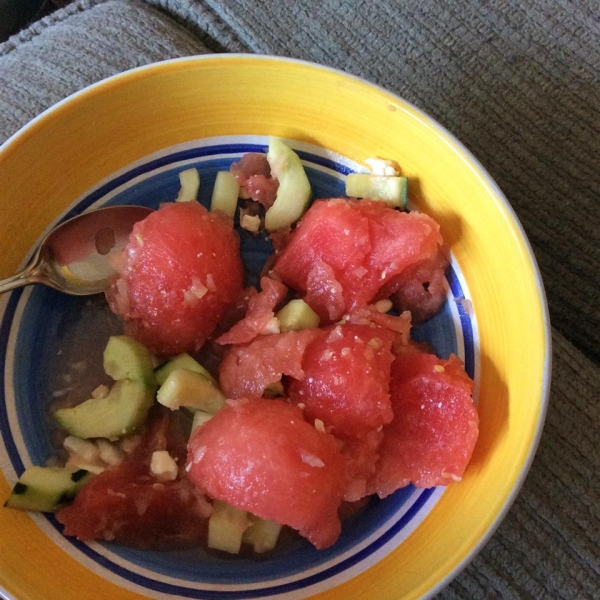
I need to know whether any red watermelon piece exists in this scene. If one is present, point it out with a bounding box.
[56,410,211,549]
[340,429,384,502]
[288,323,395,438]
[382,247,450,323]
[187,398,346,549]
[106,202,244,356]
[369,345,479,496]
[216,277,288,345]
[219,329,322,399]
[230,152,279,208]
[272,199,443,321]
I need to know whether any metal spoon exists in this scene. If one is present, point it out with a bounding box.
[0,205,154,296]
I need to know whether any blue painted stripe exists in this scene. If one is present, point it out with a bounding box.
[447,266,475,379]
[0,289,25,475]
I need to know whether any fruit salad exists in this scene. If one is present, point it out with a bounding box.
[4,138,479,555]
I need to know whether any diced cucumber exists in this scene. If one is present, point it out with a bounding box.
[345,173,408,208]
[208,500,251,554]
[154,353,216,386]
[175,168,200,202]
[264,138,312,232]
[276,299,320,332]
[191,409,213,433]
[157,368,225,414]
[4,466,92,513]
[264,381,285,398]
[54,379,154,439]
[210,171,239,218]
[103,335,156,388]
[243,517,282,553]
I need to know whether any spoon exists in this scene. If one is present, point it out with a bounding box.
[0,205,154,296]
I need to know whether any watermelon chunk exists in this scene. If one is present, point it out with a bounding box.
[230,152,279,208]
[369,345,479,496]
[382,247,450,323]
[187,398,346,549]
[219,330,322,399]
[340,429,384,502]
[272,199,443,321]
[56,410,211,549]
[106,202,243,356]
[288,323,395,438]
[216,277,288,345]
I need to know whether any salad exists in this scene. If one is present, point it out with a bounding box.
[4,138,479,555]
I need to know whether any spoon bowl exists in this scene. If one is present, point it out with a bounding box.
[0,205,153,296]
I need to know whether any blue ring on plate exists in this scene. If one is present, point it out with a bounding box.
[0,141,474,597]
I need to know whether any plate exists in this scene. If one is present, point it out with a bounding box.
[0,55,551,600]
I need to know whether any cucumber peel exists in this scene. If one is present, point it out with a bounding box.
[103,335,156,388]
[4,466,92,513]
[54,379,154,439]
[264,138,312,232]
[345,173,408,208]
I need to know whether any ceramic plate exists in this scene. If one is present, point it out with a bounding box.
[0,56,551,600]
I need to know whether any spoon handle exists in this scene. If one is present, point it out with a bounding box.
[0,260,43,295]
[0,271,37,295]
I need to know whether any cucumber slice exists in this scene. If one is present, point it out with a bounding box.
[175,168,200,202]
[54,379,154,439]
[264,138,312,232]
[243,517,282,553]
[154,353,216,386]
[157,368,225,414]
[208,500,251,554]
[103,335,156,388]
[191,409,213,433]
[276,299,320,332]
[264,381,285,398]
[210,171,239,218]
[4,466,92,513]
[345,173,408,208]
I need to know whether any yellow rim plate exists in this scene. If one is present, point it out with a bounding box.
[0,55,550,600]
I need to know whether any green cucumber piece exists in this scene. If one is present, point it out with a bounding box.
[210,171,239,218]
[54,379,154,439]
[276,299,320,332]
[175,168,200,202]
[243,517,282,553]
[154,353,216,386]
[345,173,408,208]
[264,138,312,232]
[191,409,213,433]
[4,466,92,513]
[263,381,285,398]
[103,335,156,388]
[208,500,251,554]
[157,368,225,414]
